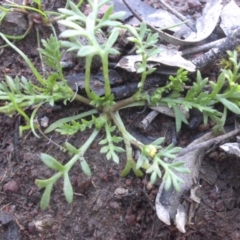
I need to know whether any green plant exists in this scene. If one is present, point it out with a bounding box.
[151,54,240,133]
[1,0,240,209]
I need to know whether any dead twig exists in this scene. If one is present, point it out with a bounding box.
[121,0,192,46]
[182,38,224,56]
[157,0,196,31]
[192,27,240,69]
[138,110,159,130]
[177,128,240,157]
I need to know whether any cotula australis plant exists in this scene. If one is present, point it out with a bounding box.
[1,0,240,209]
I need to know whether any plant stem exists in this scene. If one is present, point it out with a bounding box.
[101,53,111,97]
[74,93,92,106]
[76,0,85,8]
[133,58,148,100]
[84,56,94,98]
[110,111,144,148]
[6,3,47,17]
[111,97,146,112]
[65,128,100,170]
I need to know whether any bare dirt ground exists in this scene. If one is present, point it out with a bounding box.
[1,1,240,240]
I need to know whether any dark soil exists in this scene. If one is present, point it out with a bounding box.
[1,1,240,240]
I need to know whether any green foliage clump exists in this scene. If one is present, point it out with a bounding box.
[0,0,240,209]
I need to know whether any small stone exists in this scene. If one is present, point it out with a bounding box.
[114,187,128,196]
[40,116,49,128]
[33,215,54,232]
[125,179,132,186]
[73,225,79,232]
[146,182,153,190]
[28,222,36,233]
[3,180,19,193]
[109,201,120,210]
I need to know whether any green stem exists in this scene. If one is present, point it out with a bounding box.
[76,0,85,8]
[0,6,10,12]
[84,56,93,98]
[30,103,43,138]
[111,97,146,112]
[65,128,100,170]
[119,126,144,177]
[36,173,62,188]
[6,4,47,17]
[112,114,144,177]
[84,56,98,100]
[8,94,30,123]
[133,57,148,100]
[19,125,31,138]
[101,53,111,97]
[110,111,144,148]
[74,93,92,106]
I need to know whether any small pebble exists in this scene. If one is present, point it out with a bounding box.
[114,187,128,196]
[28,222,36,233]
[146,182,153,190]
[125,179,132,186]
[40,116,49,127]
[3,180,19,193]
[109,201,120,210]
